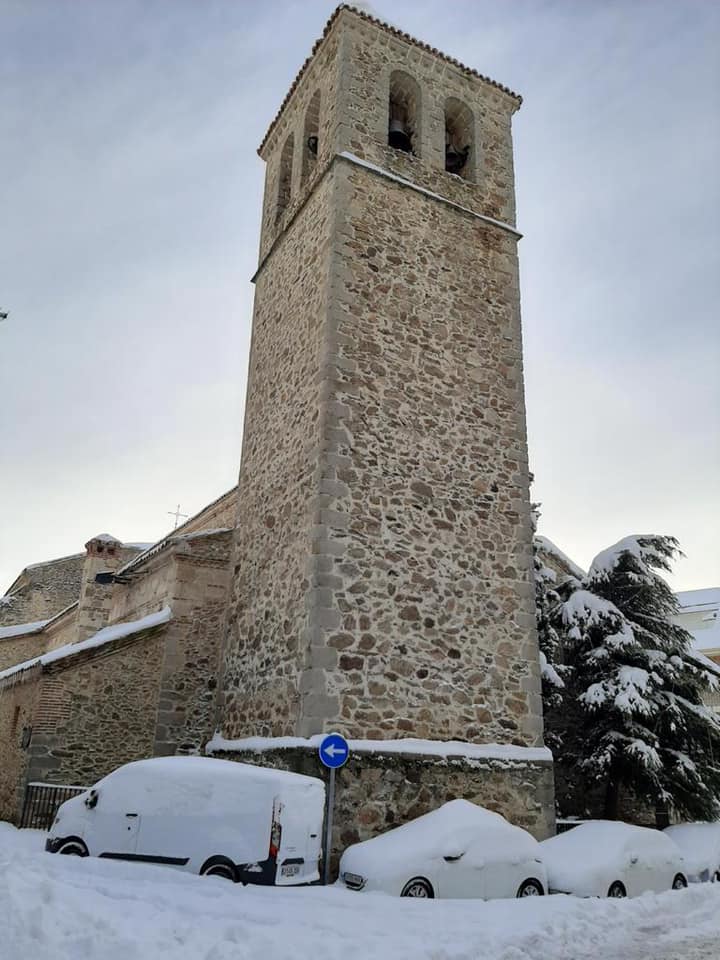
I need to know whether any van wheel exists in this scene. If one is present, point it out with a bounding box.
[401,877,434,898]
[516,878,544,897]
[200,857,237,882]
[57,839,88,857]
[672,873,687,890]
[607,881,626,898]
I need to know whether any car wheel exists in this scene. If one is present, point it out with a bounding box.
[713,870,720,883]
[672,873,687,890]
[607,881,627,898]
[200,857,237,882]
[516,878,544,898]
[57,839,88,857]
[400,877,434,898]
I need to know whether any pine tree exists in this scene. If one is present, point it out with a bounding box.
[555,535,720,822]
[530,512,567,716]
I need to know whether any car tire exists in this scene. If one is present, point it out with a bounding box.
[672,873,688,890]
[713,870,720,883]
[516,878,544,898]
[200,857,237,882]
[400,877,434,898]
[57,839,88,857]
[607,881,627,898]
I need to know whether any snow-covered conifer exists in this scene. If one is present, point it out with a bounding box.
[557,535,720,821]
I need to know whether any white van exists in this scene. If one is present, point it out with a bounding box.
[45,756,325,885]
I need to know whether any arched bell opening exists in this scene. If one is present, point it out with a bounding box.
[388,70,420,155]
[302,89,321,182]
[444,98,474,180]
[276,132,294,222]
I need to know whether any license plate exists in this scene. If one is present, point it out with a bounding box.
[281,864,300,877]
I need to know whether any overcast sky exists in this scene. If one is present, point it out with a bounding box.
[1,0,718,595]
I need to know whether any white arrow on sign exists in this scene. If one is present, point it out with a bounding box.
[323,743,347,759]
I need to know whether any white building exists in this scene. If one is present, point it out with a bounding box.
[675,588,720,713]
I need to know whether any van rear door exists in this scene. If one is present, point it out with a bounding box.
[276,786,324,884]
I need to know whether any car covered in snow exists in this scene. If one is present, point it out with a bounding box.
[339,799,547,899]
[541,820,688,897]
[45,756,325,885]
[664,822,720,883]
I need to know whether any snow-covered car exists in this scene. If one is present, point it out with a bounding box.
[339,799,547,899]
[541,820,688,897]
[664,823,720,883]
[45,756,325,885]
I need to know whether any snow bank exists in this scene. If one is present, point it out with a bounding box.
[0,619,49,640]
[2,817,720,960]
[0,607,172,682]
[206,733,552,764]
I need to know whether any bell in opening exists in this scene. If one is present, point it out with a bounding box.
[445,142,470,175]
[388,118,412,153]
[388,70,419,155]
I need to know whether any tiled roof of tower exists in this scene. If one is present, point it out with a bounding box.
[258,3,522,155]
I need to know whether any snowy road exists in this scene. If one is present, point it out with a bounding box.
[2,823,719,960]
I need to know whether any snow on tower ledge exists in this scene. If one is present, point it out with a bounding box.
[206,733,552,765]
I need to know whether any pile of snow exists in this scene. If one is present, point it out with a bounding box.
[2,819,720,959]
[207,733,552,763]
[0,607,171,682]
[0,619,49,640]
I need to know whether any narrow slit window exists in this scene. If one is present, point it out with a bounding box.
[444,98,474,180]
[388,71,420,155]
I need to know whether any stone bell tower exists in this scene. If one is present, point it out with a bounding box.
[218,5,553,839]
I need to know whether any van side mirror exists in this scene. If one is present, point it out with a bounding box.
[84,789,99,809]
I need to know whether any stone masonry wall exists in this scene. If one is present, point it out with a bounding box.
[213,746,554,876]
[43,606,79,653]
[152,533,233,756]
[222,173,334,737]
[0,669,41,822]
[0,630,47,672]
[0,554,84,626]
[300,158,541,745]
[25,627,166,790]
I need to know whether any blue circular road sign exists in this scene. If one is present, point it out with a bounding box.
[318,732,350,769]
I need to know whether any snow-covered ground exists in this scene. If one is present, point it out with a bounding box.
[2,823,719,960]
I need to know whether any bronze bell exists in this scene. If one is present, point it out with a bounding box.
[445,143,470,174]
[388,118,412,153]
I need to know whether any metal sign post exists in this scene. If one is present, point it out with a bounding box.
[318,732,350,885]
